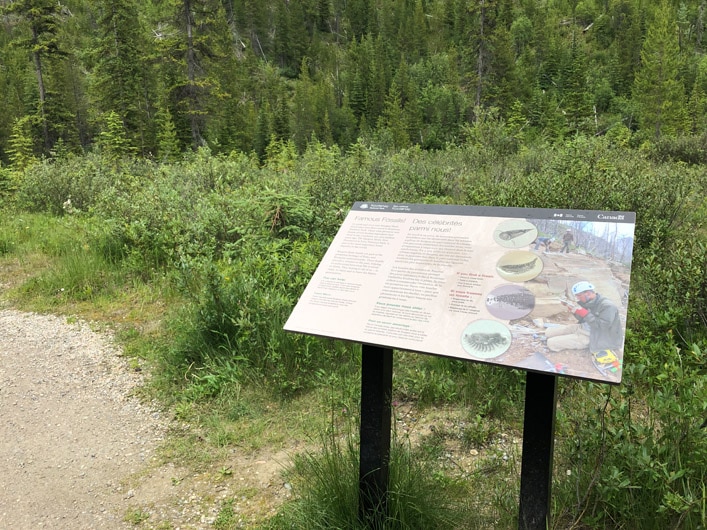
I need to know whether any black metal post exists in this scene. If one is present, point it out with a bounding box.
[518,371,558,530]
[358,344,393,526]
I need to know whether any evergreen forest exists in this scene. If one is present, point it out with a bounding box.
[1,1,706,529]
[1,0,707,160]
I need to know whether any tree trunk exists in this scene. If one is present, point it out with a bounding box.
[183,0,204,148]
[475,0,486,110]
[32,28,50,150]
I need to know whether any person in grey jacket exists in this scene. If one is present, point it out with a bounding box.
[561,229,574,253]
[546,281,623,353]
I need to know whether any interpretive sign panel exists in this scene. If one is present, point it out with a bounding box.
[285,202,635,384]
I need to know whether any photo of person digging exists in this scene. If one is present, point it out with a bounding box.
[545,281,623,376]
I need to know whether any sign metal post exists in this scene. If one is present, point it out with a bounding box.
[358,344,393,525]
[518,371,558,530]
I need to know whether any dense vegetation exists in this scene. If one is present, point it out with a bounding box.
[1,0,707,163]
[1,137,705,528]
[1,0,706,528]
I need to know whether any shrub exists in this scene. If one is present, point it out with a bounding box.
[16,153,134,214]
[555,335,706,529]
[166,235,355,397]
[648,134,707,165]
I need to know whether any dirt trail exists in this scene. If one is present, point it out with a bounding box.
[0,309,294,529]
[0,309,167,529]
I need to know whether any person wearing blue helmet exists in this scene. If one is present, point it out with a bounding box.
[546,281,623,353]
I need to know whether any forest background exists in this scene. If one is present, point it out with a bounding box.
[1,0,706,529]
[1,0,707,158]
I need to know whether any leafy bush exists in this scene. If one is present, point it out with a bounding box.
[16,153,132,214]
[555,334,706,529]
[165,233,355,397]
[92,162,260,272]
[648,134,707,165]
[635,238,707,340]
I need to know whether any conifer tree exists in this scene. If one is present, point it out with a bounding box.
[92,0,152,154]
[97,110,136,160]
[468,0,519,111]
[156,105,181,162]
[254,102,273,161]
[2,0,65,152]
[561,33,593,134]
[346,0,373,38]
[157,0,228,150]
[291,59,319,151]
[316,0,332,33]
[350,72,367,119]
[633,1,690,139]
[0,28,26,160]
[273,0,307,77]
[366,36,390,123]
[378,78,410,150]
[7,116,37,170]
[688,55,707,133]
[608,0,644,97]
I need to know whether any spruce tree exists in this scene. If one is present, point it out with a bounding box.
[378,78,410,150]
[2,0,65,152]
[633,2,690,139]
[97,110,136,160]
[156,105,181,162]
[561,33,593,135]
[157,0,228,150]
[608,0,644,97]
[92,0,152,154]
[688,55,707,133]
[7,116,37,170]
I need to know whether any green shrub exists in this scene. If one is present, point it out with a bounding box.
[94,172,246,272]
[165,235,356,397]
[555,334,707,529]
[648,134,707,165]
[635,238,707,340]
[16,153,131,214]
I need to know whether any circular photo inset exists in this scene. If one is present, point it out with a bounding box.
[496,250,543,282]
[486,284,536,320]
[493,219,538,248]
[460,320,512,359]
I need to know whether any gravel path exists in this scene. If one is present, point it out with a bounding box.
[0,310,167,529]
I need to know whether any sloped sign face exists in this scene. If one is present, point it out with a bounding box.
[285,203,635,384]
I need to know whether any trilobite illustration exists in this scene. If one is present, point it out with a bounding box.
[498,257,539,274]
[486,291,535,310]
[462,332,509,353]
[497,228,535,241]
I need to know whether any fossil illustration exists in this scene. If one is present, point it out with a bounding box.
[497,228,535,241]
[462,332,509,353]
[497,257,539,274]
[486,291,535,310]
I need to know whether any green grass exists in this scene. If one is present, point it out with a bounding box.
[266,431,471,529]
[123,506,151,525]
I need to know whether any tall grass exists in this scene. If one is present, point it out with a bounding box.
[266,429,477,529]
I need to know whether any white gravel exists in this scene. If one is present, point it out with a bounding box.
[0,310,167,529]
